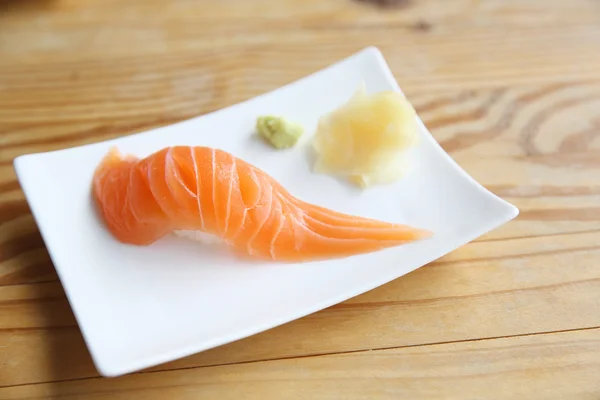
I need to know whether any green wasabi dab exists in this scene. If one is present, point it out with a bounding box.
[256,116,304,149]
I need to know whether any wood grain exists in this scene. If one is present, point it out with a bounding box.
[1,329,599,399]
[1,0,600,396]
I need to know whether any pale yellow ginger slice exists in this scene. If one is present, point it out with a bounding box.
[312,83,420,188]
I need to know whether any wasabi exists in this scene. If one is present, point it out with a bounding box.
[256,116,304,149]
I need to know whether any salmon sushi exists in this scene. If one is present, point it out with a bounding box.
[92,146,431,261]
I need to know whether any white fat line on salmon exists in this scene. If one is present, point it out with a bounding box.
[228,167,260,241]
[190,147,205,230]
[246,184,273,256]
[98,165,115,219]
[223,156,236,236]
[169,148,197,200]
[289,214,304,251]
[166,149,189,216]
[97,169,111,220]
[247,168,262,208]
[302,212,403,233]
[166,147,193,213]
[146,157,171,218]
[295,217,398,244]
[228,207,247,242]
[269,212,286,260]
[165,147,173,206]
[126,162,141,228]
[275,191,304,222]
[282,193,385,227]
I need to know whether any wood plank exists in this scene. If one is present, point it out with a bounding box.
[1,329,599,399]
[2,19,599,100]
[2,226,600,385]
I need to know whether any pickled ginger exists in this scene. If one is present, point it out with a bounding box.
[312,83,420,188]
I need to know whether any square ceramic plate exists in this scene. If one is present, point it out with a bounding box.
[14,47,518,377]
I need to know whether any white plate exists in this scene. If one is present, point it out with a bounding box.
[14,47,518,377]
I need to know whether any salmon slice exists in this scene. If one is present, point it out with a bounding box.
[92,146,432,261]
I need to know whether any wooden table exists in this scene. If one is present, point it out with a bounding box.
[1,0,600,398]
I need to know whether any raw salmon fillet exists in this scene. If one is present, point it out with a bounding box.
[92,146,431,261]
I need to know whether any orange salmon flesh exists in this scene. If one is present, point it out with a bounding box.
[92,146,431,261]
